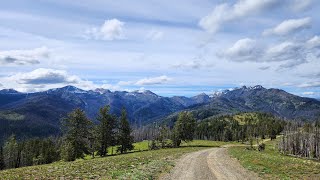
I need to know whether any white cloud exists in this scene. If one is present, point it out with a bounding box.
[219,35,320,69]
[291,0,313,12]
[100,83,121,91]
[306,35,320,48]
[0,46,50,65]
[117,76,172,86]
[85,19,124,40]
[302,91,315,95]
[146,30,164,40]
[219,38,261,62]
[11,68,80,84]
[135,75,171,85]
[1,68,97,92]
[199,0,279,33]
[299,82,320,88]
[266,41,303,62]
[263,17,311,36]
[172,60,214,70]
[117,80,134,86]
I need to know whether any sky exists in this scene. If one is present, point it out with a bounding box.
[0,0,320,97]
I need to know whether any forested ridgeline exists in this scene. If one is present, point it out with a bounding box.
[133,112,285,143]
[279,121,320,160]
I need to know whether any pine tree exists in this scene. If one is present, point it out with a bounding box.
[172,111,196,147]
[117,108,134,154]
[96,105,117,157]
[3,135,19,169]
[61,108,92,161]
[0,146,5,170]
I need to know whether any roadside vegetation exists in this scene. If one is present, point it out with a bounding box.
[0,140,225,179]
[229,138,320,179]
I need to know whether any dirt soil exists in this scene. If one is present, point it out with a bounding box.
[160,147,260,180]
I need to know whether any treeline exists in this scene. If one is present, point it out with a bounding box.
[279,121,320,160]
[0,106,134,170]
[134,112,285,149]
[195,112,285,143]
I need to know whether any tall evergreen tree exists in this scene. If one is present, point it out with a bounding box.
[0,146,4,170]
[3,135,19,169]
[172,111,196,147]
[96,105,117,156]
[117,108,134,154]
[61,108,92,161]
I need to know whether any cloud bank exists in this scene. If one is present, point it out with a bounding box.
[0,46,49,65]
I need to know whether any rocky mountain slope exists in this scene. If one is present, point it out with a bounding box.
[0,86,210,140]
[161,85,320,125]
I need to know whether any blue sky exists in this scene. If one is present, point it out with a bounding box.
[0,0,320,97]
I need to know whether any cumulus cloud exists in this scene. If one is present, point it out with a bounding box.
[266,41,304,63]
[85,19,124,40]
[0,46,49,65]
[199,0,280,33]
[219,38,261,62]
[146,30,164,40]
[220,36,320,69]
[0,68,99,92]
[11,68,80,85]
[263,17,311,36]
[135,76,171,86]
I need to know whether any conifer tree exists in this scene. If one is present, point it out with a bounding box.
[117,108,134,154]
[172,111,196,147]
[61,108,92,161]
[96,105,117,156]
[3,135,19,169]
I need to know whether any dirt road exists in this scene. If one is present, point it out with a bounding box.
[161,147,259,180]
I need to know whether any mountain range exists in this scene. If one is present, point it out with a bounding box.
[0,85,319,141]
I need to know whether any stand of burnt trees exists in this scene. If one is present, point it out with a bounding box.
[279,121,320,159]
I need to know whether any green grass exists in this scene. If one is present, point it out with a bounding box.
[229,138,320,179]
[107,140,150,155]
[0,140,226,179]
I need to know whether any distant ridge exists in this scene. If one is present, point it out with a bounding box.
[0,85,319,141]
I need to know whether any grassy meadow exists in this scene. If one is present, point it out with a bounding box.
[229,138,320,179]
[0,140,226,179]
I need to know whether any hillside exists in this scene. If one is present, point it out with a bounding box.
[160,85,320,125]
[1,85,320,141]
[0,86,209,141]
